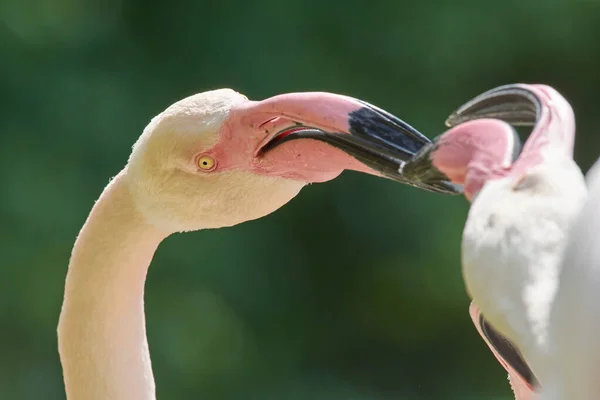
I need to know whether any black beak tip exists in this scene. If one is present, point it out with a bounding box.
[344,105,464,195]
[397,142,463,196]
[445,84,542,128]
[347,103,432,160]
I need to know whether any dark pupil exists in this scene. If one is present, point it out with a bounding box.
[203,161,208,165]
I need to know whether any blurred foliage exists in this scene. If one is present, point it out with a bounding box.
[1,0,600,398]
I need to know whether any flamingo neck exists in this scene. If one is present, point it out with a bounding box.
[58,169,168,400]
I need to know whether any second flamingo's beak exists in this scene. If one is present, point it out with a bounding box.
[401,84,541,189]
[251,92,461,195]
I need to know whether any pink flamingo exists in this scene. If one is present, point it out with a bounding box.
[400,84,588,399]
[57,88,458,400]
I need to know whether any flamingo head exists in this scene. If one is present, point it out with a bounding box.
[126,88,459,232]
[400,118,520,201]
[396,83,577,201]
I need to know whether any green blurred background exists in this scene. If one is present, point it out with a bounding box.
[1,0,599,398]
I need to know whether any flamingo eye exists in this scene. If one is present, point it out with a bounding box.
[197,155,216,171]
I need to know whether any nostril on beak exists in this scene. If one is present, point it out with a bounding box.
[258,117,280,128]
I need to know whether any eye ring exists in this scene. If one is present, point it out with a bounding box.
[197,154,217,171]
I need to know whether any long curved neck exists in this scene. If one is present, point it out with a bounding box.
[58,169,167,400]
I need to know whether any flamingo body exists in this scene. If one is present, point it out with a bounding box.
[462,156,586,376]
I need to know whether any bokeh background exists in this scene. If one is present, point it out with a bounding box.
[2,0,599,398]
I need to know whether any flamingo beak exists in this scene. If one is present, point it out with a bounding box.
[401,84,541,187]
[444,83,541,128]
[396,138,454,191]
[255,94,462,194]
[476,313,539,388]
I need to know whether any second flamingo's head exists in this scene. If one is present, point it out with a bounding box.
[126,88,459,232]
[398,84,576,201]
[400,118,520,201]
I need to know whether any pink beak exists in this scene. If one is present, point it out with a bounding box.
[240,92,462,194]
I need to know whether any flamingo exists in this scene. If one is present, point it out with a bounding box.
[57,88,458,400]
[434,85,600,400]
[396,83,588,399]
